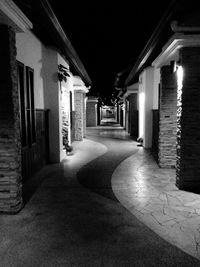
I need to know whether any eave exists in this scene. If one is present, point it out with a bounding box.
[123,83,139,98]
[39,0,92,86]
[0,0,32,32]
[117,89,126,99]
[152,33,200,67]
[124,0,176,86]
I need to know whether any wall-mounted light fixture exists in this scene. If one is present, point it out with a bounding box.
[170,60,181,73]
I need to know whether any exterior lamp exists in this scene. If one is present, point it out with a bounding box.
[170,60,177,73]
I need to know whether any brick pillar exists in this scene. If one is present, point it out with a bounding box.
[86,98,98,127]
[74,90,84,141]
[125,99,129,132]
[129,93,138,137]
[176,47,200,189]
[0,25,22,213]
[158,66,177,168]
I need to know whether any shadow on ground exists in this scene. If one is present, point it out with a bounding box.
[2,160,198,267]
[77,135,137,201]
[9,163,200,266]
[6,125,199,266]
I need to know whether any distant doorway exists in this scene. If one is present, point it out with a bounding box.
[101,105,116,120]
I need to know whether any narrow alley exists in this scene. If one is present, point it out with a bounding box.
[0,121,200,266]
[2,0,200,266]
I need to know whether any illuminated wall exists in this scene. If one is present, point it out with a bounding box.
[17,29,73,162]
[138,67,155,148]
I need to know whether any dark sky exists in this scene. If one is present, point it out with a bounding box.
[48,1,171,100]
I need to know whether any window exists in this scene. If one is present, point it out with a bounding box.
[17,62,27,147]
[17,62,36,148]
[26,67,36,146]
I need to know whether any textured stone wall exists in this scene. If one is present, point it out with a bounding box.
[0,25,22,213]
[119,105,124,126]
[129,93,138,137]
[125,99,129,132]
[176,47,200,189]
[158,66,177,168]
[71,111,75,142]
[86,101,97,127]
[74,90,84,141]
[152,109,159,161]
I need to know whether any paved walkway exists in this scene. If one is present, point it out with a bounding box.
[0,123,199,266]
[112,146,200,260]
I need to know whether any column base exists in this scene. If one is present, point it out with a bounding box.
[0,202,23,214]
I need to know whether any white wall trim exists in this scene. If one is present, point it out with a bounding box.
[152,33,200,68]
[0,0,32,32]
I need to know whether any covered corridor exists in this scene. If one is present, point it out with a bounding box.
[0,121,199,266]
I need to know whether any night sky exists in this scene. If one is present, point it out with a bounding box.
[48,1,171,101]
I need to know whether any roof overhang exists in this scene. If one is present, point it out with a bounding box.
[124,0,176,87]
[39,0,92,86]
[87,97,98,103]
[123,83,138,98]
[0,0,32,32]
[73,75,90,93]
[152,33,200,68]
[117,89,126,99]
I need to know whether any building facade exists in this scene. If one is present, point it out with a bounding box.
[0,0,91,213]
[114,0,200,191]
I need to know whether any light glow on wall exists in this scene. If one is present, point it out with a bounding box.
[177,65,184,99]
[139,92,145,138]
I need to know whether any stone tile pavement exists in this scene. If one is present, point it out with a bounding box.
[112,146,200,260]
[1,125,200,266]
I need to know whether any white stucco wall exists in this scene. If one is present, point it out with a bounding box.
[138,72,145,141]
[16,30,45,108]
[153,68,160,109]
[16,30,73,163]
[42,48,60,163]
[138,67,155,148]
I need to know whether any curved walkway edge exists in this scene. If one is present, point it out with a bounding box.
[111,147,200,260]
[23,139,107,204]
[62,138,108,175]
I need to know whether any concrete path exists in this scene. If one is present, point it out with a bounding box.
[0,124,199,266]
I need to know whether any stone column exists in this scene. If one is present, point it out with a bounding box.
[0,25,22,213]
[129,93,138,137]
[74,90,84,141]
[176,47,200,189]
[158,66,177,168]
[86,97,98,127]
[119,104,123,126]
[127,97,130,133]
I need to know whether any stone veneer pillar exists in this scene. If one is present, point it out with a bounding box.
[129,93,138,137]
[158,66,177,168]
[86,98,98,127]
[176,47,200,189]
[0,25,22,213]
[74,90,84,141]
